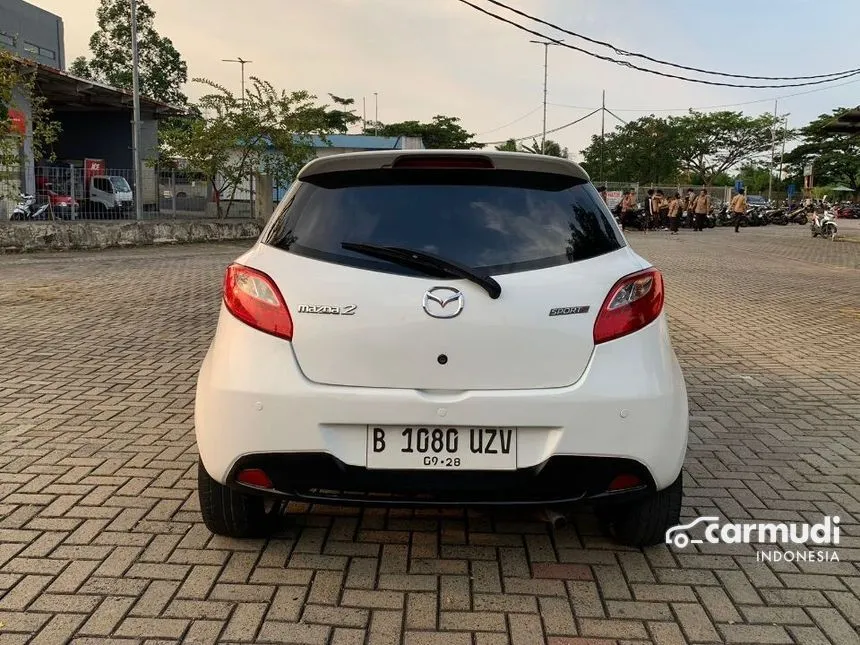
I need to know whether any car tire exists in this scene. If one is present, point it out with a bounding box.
[197,460,275,538]
[604,472,683,547]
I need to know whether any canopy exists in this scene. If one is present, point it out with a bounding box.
[822,106,860,135]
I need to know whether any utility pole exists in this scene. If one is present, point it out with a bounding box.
[374,92,378,135]
[529,40,562,154]
[778,114,790,185]
[768,99,778,202]
[600,89,606,184]
[362,96,367,132]
[223,57,253,216]
[130,0,143,221]
[222,57,252,105]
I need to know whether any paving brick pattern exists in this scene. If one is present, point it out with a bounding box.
[0,225,857,644]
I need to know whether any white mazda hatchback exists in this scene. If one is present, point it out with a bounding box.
[195,150,689,546]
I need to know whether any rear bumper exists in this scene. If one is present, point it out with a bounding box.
[195,305,689,494]
[227,453,653,507]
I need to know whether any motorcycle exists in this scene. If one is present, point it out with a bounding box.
[787,207,808,225]
[620,208,650,231]
[746,205,770,227]
[810,209,838,240]
[764,208,788,225]
[11,194,50,221]
[716,205,733,226]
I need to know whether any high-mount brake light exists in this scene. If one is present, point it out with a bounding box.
[223,263,293,340]
[593,268,664,344]
[391,155,495,169]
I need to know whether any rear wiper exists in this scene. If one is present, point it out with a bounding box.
[341,242,502,300]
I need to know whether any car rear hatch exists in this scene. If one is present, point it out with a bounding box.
[253,154,637,391]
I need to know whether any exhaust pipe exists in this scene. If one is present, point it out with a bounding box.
[540,507,568,530]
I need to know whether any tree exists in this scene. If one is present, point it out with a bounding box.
[579,110,787,186]
[494,137,568,157]
[520,138,568,158]
[70,0,188,105]
[1,50,61,198]
[671,110,786,186]
[579,116,681,184]
[364,115,480,149]
[782,108,860,194]
[159,77,360,217]
[734,164,779,194]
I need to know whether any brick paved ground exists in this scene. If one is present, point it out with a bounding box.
[0,223,858,644]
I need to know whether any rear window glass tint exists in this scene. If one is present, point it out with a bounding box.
[265,168,624,276]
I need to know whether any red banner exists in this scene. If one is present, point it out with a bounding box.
[84,158,106,182]
[7,109,26,135]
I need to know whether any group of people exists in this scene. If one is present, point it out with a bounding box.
[597,185,749,234]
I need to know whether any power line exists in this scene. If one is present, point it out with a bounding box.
[545,75,860,114]
[458,0,860,89]
[476,105,542,135]
[481,0,859,82]
[479,108,601,145]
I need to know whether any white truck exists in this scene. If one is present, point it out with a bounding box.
[80,174,134,216]
[77,159,134,217]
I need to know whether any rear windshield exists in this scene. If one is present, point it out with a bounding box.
[264,168,625,276]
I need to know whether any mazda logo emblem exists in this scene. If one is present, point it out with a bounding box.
[422,286,464,319]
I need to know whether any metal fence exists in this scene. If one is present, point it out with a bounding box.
[0,166,266,221]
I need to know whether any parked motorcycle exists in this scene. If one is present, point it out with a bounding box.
[620,208,650,231]
[764,208,788,225]
[810,209,838,240]
[716,205,734,227]
[742,205,760,226]
[787,207,808,225]
[11,194,50,221]
[834,204,860,219]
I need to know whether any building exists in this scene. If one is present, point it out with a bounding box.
[307,134,425,157]
[0,0,65,70]
[2,59,184,218]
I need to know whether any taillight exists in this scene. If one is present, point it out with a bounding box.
[391,155,494,169]
[608,474,643,491]
[223,263,293,340]
[593,268,664,344]
[236,468,273,489]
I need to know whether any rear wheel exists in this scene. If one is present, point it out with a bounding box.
[197,460,277,538]
[599,472,683,547]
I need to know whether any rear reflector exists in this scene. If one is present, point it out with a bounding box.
[608,474,642,491]
[223,263,293,340]
[236,468,273,489]
[593,268,664,344]
[392,155,494,169]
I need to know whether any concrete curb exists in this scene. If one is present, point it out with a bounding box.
[0,219,263,253]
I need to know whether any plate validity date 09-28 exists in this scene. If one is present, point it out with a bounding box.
[366,426,517,470]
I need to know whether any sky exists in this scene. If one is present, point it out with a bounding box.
[28,0,860,161]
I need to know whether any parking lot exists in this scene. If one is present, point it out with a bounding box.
[0,224,858,645]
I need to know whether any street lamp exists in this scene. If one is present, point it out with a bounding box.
[529,40,563,154]
[768,110,790,201]
[778,113,790,183]
[222,57,252,105]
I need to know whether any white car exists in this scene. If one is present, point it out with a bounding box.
[195,150,689,546]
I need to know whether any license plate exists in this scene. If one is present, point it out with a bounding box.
[366,426,517,470]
